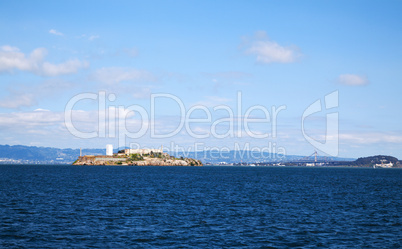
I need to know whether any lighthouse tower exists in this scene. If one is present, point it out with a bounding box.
[106,144,113,156]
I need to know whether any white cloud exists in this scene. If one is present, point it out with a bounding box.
[0,93,36,109]
[0,107,152,148]
[78,34,100,41]
[42,59,89,76]
[193,96,232,108]
[340,132,402,144]
[338,74,368,86]
[124,48,138,57]
[1,45,20,52]
[88,35,100,41]
[204,71,251,80]
[49,29,64,36]
[132,87,153,99]
[0,110,64,128]
[109,48,139,58]
[245,31,299,64]
[92,67,156,85]
[0,45,88,76]
[0,79,77,109]
[0,46,45,72]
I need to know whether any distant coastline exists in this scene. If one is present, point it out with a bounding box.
[0,144,401,168]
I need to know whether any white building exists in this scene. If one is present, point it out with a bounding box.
[106,144,113,156]
[375,162,393,168]
[124,147,163,155]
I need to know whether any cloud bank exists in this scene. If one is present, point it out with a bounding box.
[245,31,300,64]
[0,45,88,76]
[49,29,64,36]
[338,74,369,86]
[92,67,156,85]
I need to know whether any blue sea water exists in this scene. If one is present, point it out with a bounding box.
[0,165,401,248]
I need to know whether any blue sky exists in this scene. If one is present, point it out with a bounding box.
[0,0,402,158]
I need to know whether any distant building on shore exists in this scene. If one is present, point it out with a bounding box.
[375,161,393,168]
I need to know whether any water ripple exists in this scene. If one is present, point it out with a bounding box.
[0,166,401,248]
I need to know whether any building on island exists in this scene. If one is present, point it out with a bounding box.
[73,144,202,166]
[375,161,393,168]
[75,145,165,165]
[124,147,163,156]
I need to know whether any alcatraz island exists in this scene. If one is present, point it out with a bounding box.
[73,145,203,166]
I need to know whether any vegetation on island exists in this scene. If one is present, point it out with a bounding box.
[130,153,144,161]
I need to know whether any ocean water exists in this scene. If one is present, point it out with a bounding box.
[0,165,401,248]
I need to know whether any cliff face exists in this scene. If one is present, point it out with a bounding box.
[73,153,203,166]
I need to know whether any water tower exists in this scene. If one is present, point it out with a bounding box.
[106,144,113,156]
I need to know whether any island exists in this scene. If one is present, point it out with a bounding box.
[351,155,400,168]
[73,148,203,166]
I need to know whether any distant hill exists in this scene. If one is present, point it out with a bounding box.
[352,155,400,167]
[0,145,105,164]
[0,144,356,165]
